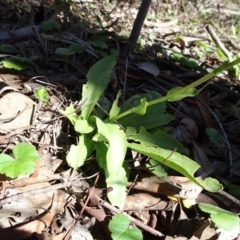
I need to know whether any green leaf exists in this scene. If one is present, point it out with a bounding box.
[1,57,28,70]
[0,44,18,53]
[128,142,222,192]
[205,128,223,147]
[126,127,189,155]
[146,159,167,177]
[109,91,122,119]
[55,48,75,56]
[34,87,49,103]
[60,104,78,125]
[41,34,59,41]
[166,85,206,102]
[109,214,143,240]
[41,20,61,31]
[95,96,111,119]
[171,52,199,68]
[81,55,116,119]
[20,55,38,63]
[74,118,94,134]
[89,34,108,49]
[95,142,128,210]
[117,91,174,129]
[198,203,240,231]
[95,118,128,209]
[69,43,84,54]
[66,135,93,169]
[216,48,228,61]
[226,183,240,195]
[0,143,39,178]
[96,118,127,175]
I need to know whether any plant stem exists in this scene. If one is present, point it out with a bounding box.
[124,0,152,53]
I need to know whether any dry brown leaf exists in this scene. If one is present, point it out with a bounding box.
[190,220,217,240]
[196,89,214,128]
[193,140,213,178]
[181,118,198,139]
[123,193,175,211]
[135,62,160,77]
[128,176,203,199]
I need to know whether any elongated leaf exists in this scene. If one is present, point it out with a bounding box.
[96,117,127,175]
[95,118,128,209]
[81,55,116,119]
[128,142,222,192]
[109,91,122,119]
[95,142,128,210]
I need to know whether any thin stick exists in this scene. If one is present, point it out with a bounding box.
[96,196,164,237]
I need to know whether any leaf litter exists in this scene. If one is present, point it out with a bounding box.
[0,0,240,239]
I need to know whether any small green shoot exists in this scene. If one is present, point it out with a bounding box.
[55,48,75,56]
[34,87,49,103]
[69,44,84,54]
[108,214,143,240]
[0,143,39,178]
[171,52,200,68]
[205,128,223,148]
[198,203,240,231]
[0,44,18,53]
[41,20,61,32]
[89,34,108,49]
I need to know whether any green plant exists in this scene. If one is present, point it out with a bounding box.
[198,203,239,231]
[109,214,143,240]
[1,55,38,70]
[0,143,39,178]
[34,87,49,103]
[61,54,240,210]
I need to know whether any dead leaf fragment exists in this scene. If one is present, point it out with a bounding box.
[0,92,35,133]
[136,62,160,77]
[181,118,198,138]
